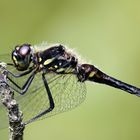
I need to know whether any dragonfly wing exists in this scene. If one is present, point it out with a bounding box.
[37,73,87,121]
[11,72,86,124]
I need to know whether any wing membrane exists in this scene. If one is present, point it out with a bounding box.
[17,72,86,123]
[0,70,86,129]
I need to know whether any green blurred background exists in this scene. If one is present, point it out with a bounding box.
[0,0,140,140]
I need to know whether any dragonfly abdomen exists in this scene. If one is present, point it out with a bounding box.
[77,64,140,96]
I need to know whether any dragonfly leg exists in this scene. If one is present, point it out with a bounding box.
[24,73,55,125]
[7,71,36,95]
[6,68,33,78]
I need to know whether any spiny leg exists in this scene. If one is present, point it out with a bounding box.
[24,72,55,125]
[7,68,33,78]
[7,71,36,95]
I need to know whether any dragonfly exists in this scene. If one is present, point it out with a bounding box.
[0,42,140,129]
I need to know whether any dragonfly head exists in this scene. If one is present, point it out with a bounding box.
[12,44,33,71]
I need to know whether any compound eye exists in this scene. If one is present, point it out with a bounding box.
[12,44,32,71]
[19,44,31,56]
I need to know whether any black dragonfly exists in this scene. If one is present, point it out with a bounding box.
[0,43,140,129]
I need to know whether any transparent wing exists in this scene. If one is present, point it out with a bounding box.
[0,69,86,129]
[16,72,86,123]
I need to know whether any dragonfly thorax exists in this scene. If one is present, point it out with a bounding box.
[36,45,78,74]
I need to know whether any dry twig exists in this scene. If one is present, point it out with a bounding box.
[0,63,24,140]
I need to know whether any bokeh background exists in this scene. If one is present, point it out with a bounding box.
[0,0,140,140]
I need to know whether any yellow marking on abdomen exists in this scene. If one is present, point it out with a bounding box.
[89,71,96,78]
